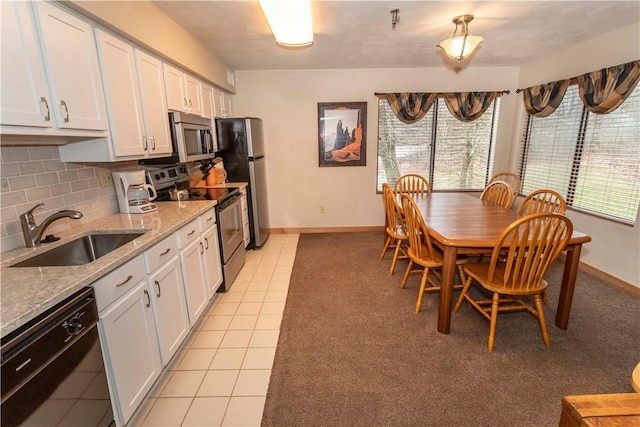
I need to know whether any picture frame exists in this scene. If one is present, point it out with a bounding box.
[318,102,367,167]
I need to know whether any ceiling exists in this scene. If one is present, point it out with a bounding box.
[153,1,640,71]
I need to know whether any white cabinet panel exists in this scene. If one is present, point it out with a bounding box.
[99,280,161,426]
[95,29,145,157]
[202,225,223,297]
[148,256,190,365]
[0,2,51,128]
[184,74,203,116]
[163,63,187,112]
[179,237,209,326]
[136,50,172,155]
[33,1,107,131]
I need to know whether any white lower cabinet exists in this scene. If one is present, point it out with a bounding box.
[97,267,162,426]
[202,223,224,298]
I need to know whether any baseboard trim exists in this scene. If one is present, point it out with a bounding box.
[269,227,640,296]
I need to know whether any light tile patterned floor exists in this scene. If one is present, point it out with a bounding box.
[129,234,299,427]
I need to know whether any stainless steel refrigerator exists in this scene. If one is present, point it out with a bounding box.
[215,117,270,248]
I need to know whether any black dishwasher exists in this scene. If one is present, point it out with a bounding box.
[1,287,114,427]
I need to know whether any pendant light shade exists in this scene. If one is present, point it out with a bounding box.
[259,0,314,47]
[438,15,483,62]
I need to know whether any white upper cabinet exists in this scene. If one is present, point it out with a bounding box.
[0,2,52,128]
[201,83,214,121]
[135,50,172,155]
[95,29,145,157]
[163,63,203,116]
[33,1,108,131]
[212,86,233,118]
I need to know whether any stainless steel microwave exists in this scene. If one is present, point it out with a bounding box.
[169,112,215,163]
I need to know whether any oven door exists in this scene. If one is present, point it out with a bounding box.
[217,194,244,263]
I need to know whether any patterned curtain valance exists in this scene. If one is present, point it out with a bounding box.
[442,91,498,122]
[376,93,438,124]
[375,91,507,124]
[521,80,570,118]
[577,60,640,114]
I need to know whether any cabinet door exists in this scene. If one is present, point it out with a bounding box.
[148,257,190,365]
[201,83,214,121]
[184,74,202,116]
[179,238,209,326]
[136,50,172,155]
[0,2,52,127]
[34,2,108,130]
[99,281,161,425]
[202,225,223,298]
[95,29,145,157]
[163,63,187,112]
[221,92,233,117]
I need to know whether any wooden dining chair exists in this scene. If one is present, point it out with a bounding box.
[394,173,431,196]
[517,189,566,215]
[454,212,573,352]
[480,180,514,209]
[489,171,521,199]
[400,195,467,313]
[380,183,409,275]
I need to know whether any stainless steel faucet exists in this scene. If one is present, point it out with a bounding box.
[20,203,83,248]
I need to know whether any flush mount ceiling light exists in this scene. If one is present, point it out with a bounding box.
[437,14,483,62]
[258,0,314,47]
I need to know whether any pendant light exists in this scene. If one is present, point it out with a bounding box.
[438,15,483,62]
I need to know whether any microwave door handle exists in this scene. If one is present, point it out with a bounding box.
[206,130,213,154]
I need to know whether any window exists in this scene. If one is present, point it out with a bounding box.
[376,98,499,192]
[519,84,640,224]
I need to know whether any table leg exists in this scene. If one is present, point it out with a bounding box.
[556,243,582,330]
[438,246,457,334]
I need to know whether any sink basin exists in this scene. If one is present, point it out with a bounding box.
[10,232,145,267]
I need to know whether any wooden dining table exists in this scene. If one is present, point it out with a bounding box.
[409,192,592,334]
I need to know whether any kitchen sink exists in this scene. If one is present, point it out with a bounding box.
[10,232,146,268]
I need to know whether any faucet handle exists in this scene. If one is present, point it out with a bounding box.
[21,203,45,222]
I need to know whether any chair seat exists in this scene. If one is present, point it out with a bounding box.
[464,262,548,296]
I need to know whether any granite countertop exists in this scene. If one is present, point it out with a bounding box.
[0,200,217,338]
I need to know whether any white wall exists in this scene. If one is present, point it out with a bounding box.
[233,23,640,288]
[515,23,640,287]
[232,66,519,229]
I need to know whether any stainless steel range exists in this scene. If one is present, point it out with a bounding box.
[144,165,245,291]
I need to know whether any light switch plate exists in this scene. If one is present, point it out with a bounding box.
[99,170,113,188]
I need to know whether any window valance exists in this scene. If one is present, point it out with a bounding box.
[375,91,509,124]
[517,59,640,116]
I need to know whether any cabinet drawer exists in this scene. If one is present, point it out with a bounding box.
[199,208,216,230]
[93,254,145,312]
[144,234,178,273]
[176,219,200,248]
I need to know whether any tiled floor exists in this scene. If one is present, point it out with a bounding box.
[129,234,299,427]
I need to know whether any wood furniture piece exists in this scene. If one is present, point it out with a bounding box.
[410,193,592,334]
[400,195,466,313]
[559,393,640,427]
[489,171,522,198]
[480,180,515,209]
[394,173,431,196]
[518,188,567,215]
[380,183,408,275]
[454,213,573,351]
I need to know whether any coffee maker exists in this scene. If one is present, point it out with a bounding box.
[112,168,158,214]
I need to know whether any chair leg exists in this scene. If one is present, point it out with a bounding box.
[541,290,549,305]
[414,268,429,314]
[454,275,473,312]
[487,293,500,352]
[457,264,466,286]
[400,260,413,289]
[534,294,551,347]
[379,235,392,260]
[389,239,402,275]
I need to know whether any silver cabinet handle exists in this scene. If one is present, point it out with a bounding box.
[116,275,133,287]
[183,98,188,111]
[159,248,171,256]
[199,241,204,255]
[187,229,196,237]
[204,237,209,250]
[143,289,150,307]
[40,97,50,121]
[206,216,213,224]
[154,280,161,297]
[60,100,69,123]
[150,136,156,150]
[188,99,193,112]
[142,136,148,150]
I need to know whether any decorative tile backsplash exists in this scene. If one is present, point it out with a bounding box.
[0,146,131,252]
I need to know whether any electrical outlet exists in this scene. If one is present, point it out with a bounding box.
[319,206,325,214]
[99,170,113,188]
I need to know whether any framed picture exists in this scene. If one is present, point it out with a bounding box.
[318,102,367,167]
